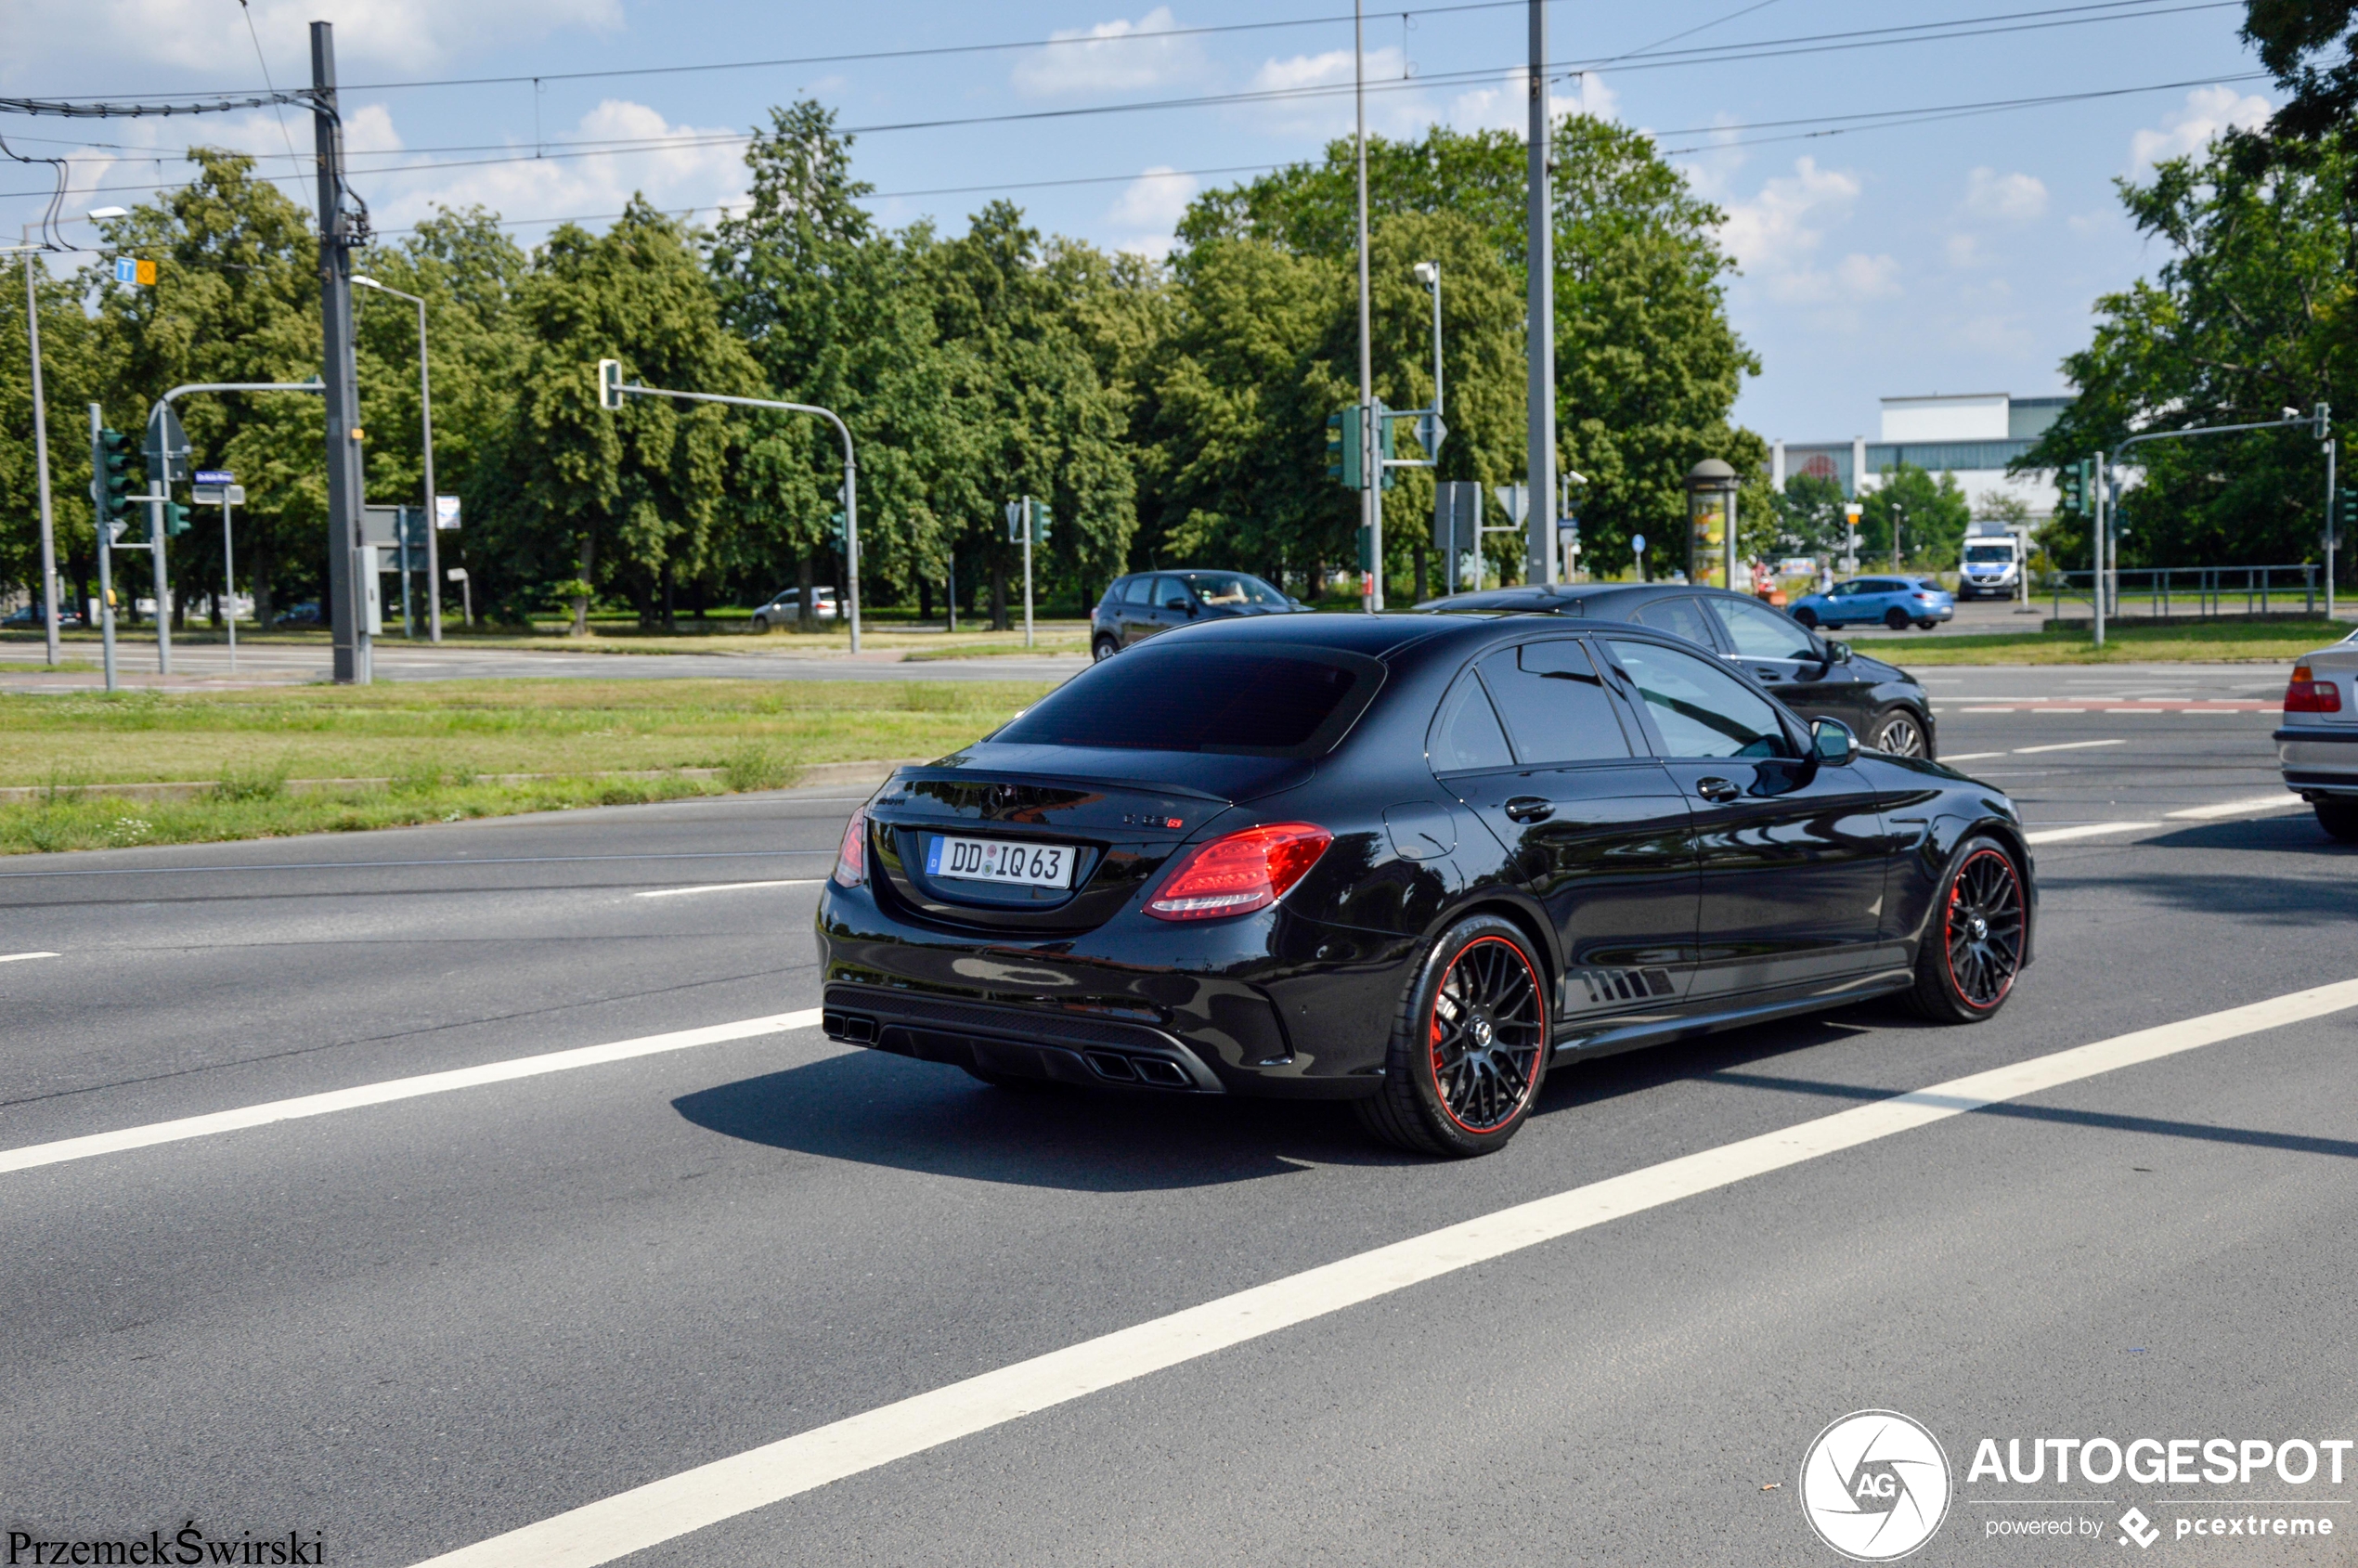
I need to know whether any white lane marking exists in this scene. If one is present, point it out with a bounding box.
[0,1009,823,1176]
[2023,822,2160,844]
[410,978,2358,1568]
[2015,739,2126,755]
[2167,795,2307,821]
[0,951,60,964]
[635,879,823,899]
[1961,705,2015,712]
[1940,751,2006,763]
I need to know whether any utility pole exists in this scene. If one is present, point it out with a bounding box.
[87,405,117,692]
[2092,450,2105,650]
[1526,0,1558,588]
[312,22,369,684]
[22,230,59,667]
[146,478,171,673]
[354,275,442,641]
[2327,434,2339,622]
[1354,1,1379,611]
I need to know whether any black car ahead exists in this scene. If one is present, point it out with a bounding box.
[1091,569,1300,661]
[1415,582,1937,760]
[817,612,2032,1158]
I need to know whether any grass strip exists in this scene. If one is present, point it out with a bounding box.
[1859,617,2347,666]
[0,677,1049,855]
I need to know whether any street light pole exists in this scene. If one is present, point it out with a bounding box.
[1353,0,1378,611]
[19,226,59,667]
[352,276,441,642]
[1525,0,1558,590]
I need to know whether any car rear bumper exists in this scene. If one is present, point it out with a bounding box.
[2277,726,2358,795]
[814,883,1406,1097]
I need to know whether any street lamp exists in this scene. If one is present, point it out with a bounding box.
[351,274,444,641]
[1412,260,1442,448]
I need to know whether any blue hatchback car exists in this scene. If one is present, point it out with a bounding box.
[1789,576,1956,631]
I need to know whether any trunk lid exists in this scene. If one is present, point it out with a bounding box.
[864,745,1311,934]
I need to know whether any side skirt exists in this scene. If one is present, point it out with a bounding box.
[1550,965,1915,1061]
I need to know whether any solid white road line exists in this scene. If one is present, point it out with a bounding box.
[0,951,60,964]
[2014,739,2127,755]
[1940,752,2006,763]
[0,1009,823,1176]
[634,879,824,899]
[410,978,2358,1568]
[2023,822,2160,844]
[2166,795,2307,821]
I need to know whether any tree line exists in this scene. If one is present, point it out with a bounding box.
[1,102,1767,629]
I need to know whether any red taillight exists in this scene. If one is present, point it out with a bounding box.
[1144,822,1331,922]
[2286,665,2342,714]
[832,808,868,887]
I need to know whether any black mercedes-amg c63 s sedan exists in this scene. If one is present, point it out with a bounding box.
[816,612,2034,1158]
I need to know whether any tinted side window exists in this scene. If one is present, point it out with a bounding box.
[1429,672,1513,772]
[1711,597,1818,660]
[1605,638,1790,759]
[1631,596,1718,649]
[1477,640,1634,764]
[1154,576,1191,608]
[1121,577,1153,604]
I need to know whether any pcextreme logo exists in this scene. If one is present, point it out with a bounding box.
[1801,1410,1953,1562]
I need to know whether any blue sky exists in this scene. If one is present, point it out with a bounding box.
[5,1,2272,442]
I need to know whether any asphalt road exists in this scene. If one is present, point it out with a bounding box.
[4,693,2352,1566]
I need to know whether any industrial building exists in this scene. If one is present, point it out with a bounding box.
[1773,392,2074,518]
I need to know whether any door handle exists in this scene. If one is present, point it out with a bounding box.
[1503,796,1555,823]
[1694,777,1741,803]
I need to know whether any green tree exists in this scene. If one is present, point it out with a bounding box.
[498,199,763,632]
[0,257,104,617]
[84,149,321,627]
[2020,134,2349,570]
[1859,463,1971,570]
[1773,472,1849,561]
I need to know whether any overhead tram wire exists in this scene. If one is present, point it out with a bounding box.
[10,0,2209,114]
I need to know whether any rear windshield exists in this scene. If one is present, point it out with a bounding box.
[992,644,1382,757]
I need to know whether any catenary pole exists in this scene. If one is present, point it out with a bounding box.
[1354,0,1377,611]
[1526,0,1558,587]
[24,230,59,666]
[313,22,369,684]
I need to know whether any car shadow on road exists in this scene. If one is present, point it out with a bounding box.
[672,1050,1403,1192]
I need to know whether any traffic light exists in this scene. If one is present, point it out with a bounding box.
[1326,407,1363,489]
[163,500,190,538]
[2058,460,2086,513]
[826,510,846,551]
[1033,506,1051,547]
[97,428,133,524]
[1376,401,1398,491]
[596,358,624,411]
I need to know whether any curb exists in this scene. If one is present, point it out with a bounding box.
[0,757,933,806]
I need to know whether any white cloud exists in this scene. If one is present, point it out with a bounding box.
[1012,7,1205,97]
[1834,253,1901,299]
[359,98,746,237]
[1719,157,1860,273]
[1963,167,2046,224]
[1945,233,1986,269]
[5,0,622,79]
[1106,166,1198,261]
[1240,45,1429,136]
[2130,84,2273,171]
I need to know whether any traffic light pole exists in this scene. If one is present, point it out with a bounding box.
[87,404,117,693]
[2326,437,2338,621]
[146,481,172,674]
[602,376,862,652]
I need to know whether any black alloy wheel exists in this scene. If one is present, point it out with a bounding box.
[2315,801,2358,842]
[1358,914,1548,1156]
[1873,710,1928,758]
[1884,606,1911,630]
[1905,838,2026,1021]
[1092,636,1120,663]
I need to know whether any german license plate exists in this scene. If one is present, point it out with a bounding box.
[926,835,1074,888]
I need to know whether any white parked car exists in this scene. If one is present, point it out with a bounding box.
[750,587,839,631]
[2277,629,2358,839]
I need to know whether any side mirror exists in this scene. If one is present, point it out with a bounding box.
[1826,639,1854,665]
[1811,718,1859,767]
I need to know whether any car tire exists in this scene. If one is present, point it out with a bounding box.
[1092,635,1120,663]
[1354,914,1549,1158]
[1903,836,2027,1023]
[1793,607,1819,628]
[1872,709,1930,758]
[1915,619,1937,630]
[1884,607,1911,630]
[2315,801,2358,842]
[751,615,769,633]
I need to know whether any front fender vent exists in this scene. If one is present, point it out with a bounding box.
[1575,967,1676,1004]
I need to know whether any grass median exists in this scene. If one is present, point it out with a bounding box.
[0,677,1051,855]
[1853,617,2346,665]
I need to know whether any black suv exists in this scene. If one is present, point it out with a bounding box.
[1091,569,1301,661]
[1416,581,1937,758]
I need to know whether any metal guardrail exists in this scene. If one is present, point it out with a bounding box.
[2044,564,2322,620]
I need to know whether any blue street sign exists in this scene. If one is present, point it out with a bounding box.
[114,257,136,284]
[194,470,235,486]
